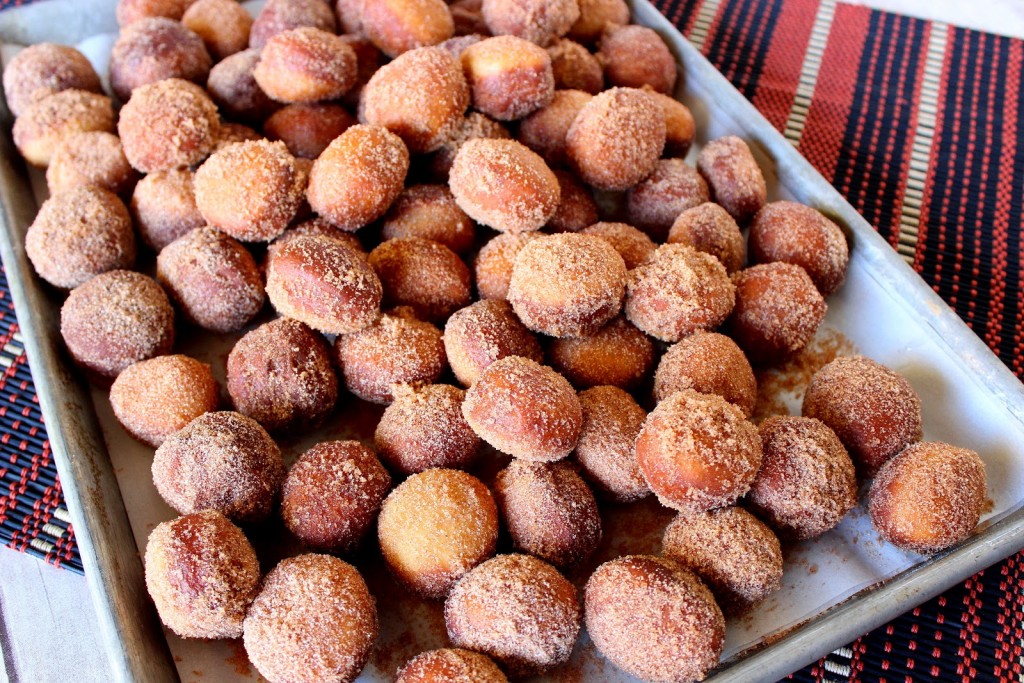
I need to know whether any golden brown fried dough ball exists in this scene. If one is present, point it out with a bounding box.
[333,308,447,404]
[473,231,543,300]
[181,0,252,60]
[566,86,665,191]
[117,0,195,26]
[144,510,259,639]
[243,555,377,683]
[567,0,628,44]
[263,103,355,159]
[110,355,219,448]
[647,87,695,158]
[802,355,923,475]
[636,388,761,512]
[381,184,475,254]
[45,131,134,196]
[585,555,724,683]
[206,48,280,124]
[495,459,601,567]
[361,46,470,153]
[509,232,626,337]
[461,35,555,120]
[3,43,101,118]
[427,111,511,182]
[249,0,337,49]
[580,221,656,269]
[375,383,481,474]
[481,0,579,47]
[626,158,709,241]
[444,299,543,386]
[698,135,767,223]
[869,441,987,554]
[449,137,560,233]
[599,24,676,94]
[369,238,472,323]
[728,262,826,365]
[625,243,736,343]
[253,27,357,103]
[396,649,508,683]
[547,38,603,93]
[265,233,382,334]
[25,186,134,289]
[214,122,262,151]
[194,140,304,242]
[548,315,654,390]
[157,226,265,333]
[130,169,203,251]
[118,79,219,173]
[445,553,580,675]
[13,89,114,167]
[517,88,592,167]
[379,469,499,598]
[60,270,174,385]
[654,331,757,417]
[573,385,649,502]
[546,169,599,232]
[267,217,366,263]
[109,18,211,102]
[662,507,783,615]
[750,415,857,540]
[362,0,455,57]
[281,441,391,552]
[463,355,582,461]
[667,201,745,273]
[750,200,849,296]
[307,124,410,230]
[339,35,386,107]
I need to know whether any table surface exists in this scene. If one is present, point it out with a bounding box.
[1,1,1023,682]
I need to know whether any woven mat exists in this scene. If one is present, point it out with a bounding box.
[0,0,1022,680]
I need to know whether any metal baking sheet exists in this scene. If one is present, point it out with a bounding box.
[1,1,1023,681]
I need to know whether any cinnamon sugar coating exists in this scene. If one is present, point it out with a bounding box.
[369,238,472,323]
[266,217,366,263]
[152,411,286,523]
[547,38,603,93]
[599,24,677,94]
[243,554,377,683]
[473,232,543,300]
[568,0,629,44]
[207,49,280,124]
[116,0,195,26]
[46,131,135,196]
[144,510,260,640]
[281,440,391,552]
[649,89,696,158]
[249,0,338,50]
[697,135,767,223]
[482,0,580,47]
[626,158,710,241]
[427,111,511,183]
[13,89,114,167]
[517,89,593,167]
[381,184,475,254]
[580,221,656,269]
[3,43,101,118]
[667,202,745,273]
[654,331,757,417]
[109,18,212,101]
[443,299,543,386]
[253,27,358,103]
[181,0,252,60]
[361,0,455,58]
[460,35,555,121]
[396,649,508,683]
[547,169,600,233]
[548,315,655,390]
[263,102,356,159]
[375,383,481,474]
[573,385,650,503]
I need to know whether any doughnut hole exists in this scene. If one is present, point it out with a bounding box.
[253,27,358,103]
[548,316,655,390]
[460,35,555,120]
[361,46,470,154]
[182,0,252,60]
[117,79,219,174]
[445,554,580,675]
[381,185,475,255]
[396,649,508,683]
[60,270,173,385]
[2,43,101,118]
[654,331,757,417]
[110,355,219,448]
[249,0,337,49]
[130,170,202,251]
[378,469,498,598]
[369,238,472,323]
[362,0,455,58]
[869,441,987,554]
[473,232,543,300]
[45,131,134,195]
[426,111,510,183]
[635,389,762,512]
[281,441,391,553]
[508,233,627,338]
[207,49,280,124]
[144,510,259,639]
[339,35,386,108]
[109,18,211,101]
[307,124,410,230]
[802,355,923,475]
[25,186,135,289]
[375,383,481,474]
[648,89,696,158]
[214,122,262,151]
[546,169,599,233]
[13,89,114,167]
[626,158,710,241]
[697,135,767,223]
[750,200,850,296]
[263,103,356,159]
[573,385,649,503]
[444,299,543,387]
[599,24,677,94]
[667,202,745,273]
[518,89,593,168]
[585,555,724,683]
[728,262,827,365]
[662,507,783,614]
[243,555,377,683]
[158,226,265,333]
[580,221,656,269]
[625,243,736,343]
[547,38,603,93]
[462,355,582,461]
[152,411,286,523]
[481,0,579,47]
[566,86,666,191]
[266,217,366,265]
[568,0,629,44]
[750,415,857,540]
[333,309,447,404]
[495,459,602,567]
[117,0,194,25]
